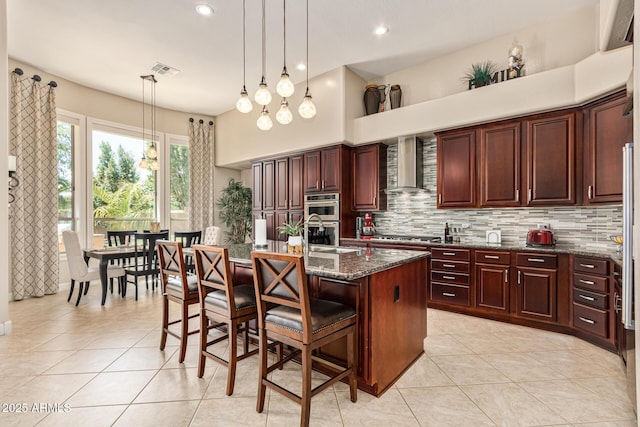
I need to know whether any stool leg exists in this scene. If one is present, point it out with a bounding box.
[160,295,169,351]
[197,310,207,378]
[301,345,312,427]
[348,331,357,403]
[178,301,189,363]
[256,329,268,413]
[226,321,237,396]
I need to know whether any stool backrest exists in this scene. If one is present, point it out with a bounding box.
[156,240,189,296]
[193,245,238,315]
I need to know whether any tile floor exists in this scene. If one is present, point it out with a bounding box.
[0,285,637,426]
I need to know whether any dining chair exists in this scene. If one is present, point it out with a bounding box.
[123,231,169,300]
[106,230,136,294]
[251,251,358,427]
[192,245,281,395]
[174,231,202,273]
[62,230,125,306]
[203,226,222,246]
[156,240,200,363]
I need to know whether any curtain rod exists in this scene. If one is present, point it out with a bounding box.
[189,117,214,126]
[12,68,57,87]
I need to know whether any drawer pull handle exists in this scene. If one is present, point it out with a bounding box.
[443,252,456,256]
[442,292,456,297]
[484,255,499,259]
[579,316,595,325]
[578,295,595,302]
[527,258,545,263]
[443,275,456,280]
[504,269,508,283]
[579,264,595,269]
[579,279,595,285]
[443,264,456,268]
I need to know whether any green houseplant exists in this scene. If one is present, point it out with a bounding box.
[277,218,304,254]
[464,61,498,88]
[216,178,252,244]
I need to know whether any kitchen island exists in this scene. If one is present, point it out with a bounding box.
[222,240,430,397]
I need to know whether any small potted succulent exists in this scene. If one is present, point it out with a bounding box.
[464,61,498,89]
[277,219,304,254]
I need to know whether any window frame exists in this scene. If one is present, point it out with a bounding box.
[164,133,190,233]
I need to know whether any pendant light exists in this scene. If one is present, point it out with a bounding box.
[138,74,159,170]
[276,98,293,125]
[276,0,294,98]
[236,0,253,113]
[257,105,273,130]
[298,0,316,119]
[254,0,272,106]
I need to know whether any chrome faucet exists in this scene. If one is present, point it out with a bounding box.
[304,214,325,246]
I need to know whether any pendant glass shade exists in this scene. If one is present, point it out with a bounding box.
[298,89,316,119]
[254,80,272,106]
[276,69,295,98]
[236,87,253,113]
[257,106,273,130]
[138,156,148,169]
[146,144,158,159]
[276,98,293,125]
[150,159,160,171]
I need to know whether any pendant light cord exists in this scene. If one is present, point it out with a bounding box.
[283,0,286,69]
[305,0,309,90]
[242,0,246,87]
[261,0,266,80]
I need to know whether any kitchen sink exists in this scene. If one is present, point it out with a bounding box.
[308,246,359,254]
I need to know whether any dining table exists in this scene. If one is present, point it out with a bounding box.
[83,246,139,305]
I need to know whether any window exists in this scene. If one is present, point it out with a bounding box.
[166,134,190,233]
[57,120,75,252]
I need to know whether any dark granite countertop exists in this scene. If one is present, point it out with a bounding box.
[341,237,624,266]
[225,241,430,281]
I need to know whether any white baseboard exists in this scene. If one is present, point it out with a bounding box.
[0,320,12,336]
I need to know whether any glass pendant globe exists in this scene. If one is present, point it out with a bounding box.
[276,73,295,98]
[276,101,293,125]
[298,95,316,119]
[150,159,160,171]
[146,144,158,159]
[138,156,148,169]
[257,109,273,131]
[236,92,253,113]
[254,82,272,106]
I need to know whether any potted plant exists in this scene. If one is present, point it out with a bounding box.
[464,61,498,88]
[277,219,304,254]
[216,178,252,244]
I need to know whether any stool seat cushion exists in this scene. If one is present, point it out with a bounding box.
[167,274,199,294]
[265,298,356,334]
[205,284,256,311]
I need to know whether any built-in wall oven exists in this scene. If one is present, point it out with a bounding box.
[304,193,340,246]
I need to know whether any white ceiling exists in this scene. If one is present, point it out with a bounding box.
[8,0,598,116]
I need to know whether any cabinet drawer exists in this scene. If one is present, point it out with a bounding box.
[431,248,470,261]
[574,256,609,276]
[431,259,470,273]
[573,288,608,310]
[573,273,609,293]
[573,303,608,338]
[431,271,469,285]
[430,283,470,306]
[475,251,510,265]
[516,253,557,269]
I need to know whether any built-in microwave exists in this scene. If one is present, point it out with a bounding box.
[304,193,340,221]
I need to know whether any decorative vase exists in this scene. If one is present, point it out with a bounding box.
[389,84,402,109]
[150,222,161,233]
[377,85,387,112]
[364,84,380,115]
[287,235,303,254]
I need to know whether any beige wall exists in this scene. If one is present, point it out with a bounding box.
[1,0,9,332]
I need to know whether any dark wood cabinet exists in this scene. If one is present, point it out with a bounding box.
[304,147,343,193]
[304,150,322,193]
[252,162,263,210]
[352,144,387,211]
[288,155,304,210]
[479,123,521,207]
[515,266,557,322]
[584,91,632,205]
[523,112,576,206]
[429,248,471,306]
[475,250,511,313]
[263,210,276,241]
[275,158,288,211]
[436,129,476,208]
[262,160,275,211]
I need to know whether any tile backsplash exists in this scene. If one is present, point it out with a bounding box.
[372,140,623,252]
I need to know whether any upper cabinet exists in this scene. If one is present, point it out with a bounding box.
[261,160,276,211]
[523,112,577,206]
[436,129,476,208]
[583,91,632,205]
[479,122,521,207]
[288,155,304,210]
[352,144,387,211]
[252,162,263,210]
[304,146,348,193]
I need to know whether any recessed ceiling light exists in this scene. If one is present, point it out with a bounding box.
[296,63,306,71]
[374,26,389,36]
[196,4,214,16]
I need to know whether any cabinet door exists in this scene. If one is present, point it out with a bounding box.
[476,264,510,313]
[252,162,263,210]
[515,267,557,322]
[585,93,631,204]
[275,158,289,210]
[352,144,386,210]
[479,123,521,207]
[437,129,476,208]
[275,211,288,241]
[321,147,341,192]
[304,151,321,193]
[262,160,275,211]
[263,210,276,241]
[288,155,304,210]
[524,113,575,205]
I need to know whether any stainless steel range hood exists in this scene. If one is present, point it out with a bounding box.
[387,136,423,192]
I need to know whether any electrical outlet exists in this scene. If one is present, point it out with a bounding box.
[461,223,470,229]
[537,224,549,229]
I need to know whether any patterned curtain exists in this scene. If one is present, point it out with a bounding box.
[9,72,59,299]
[188,118,215,231]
